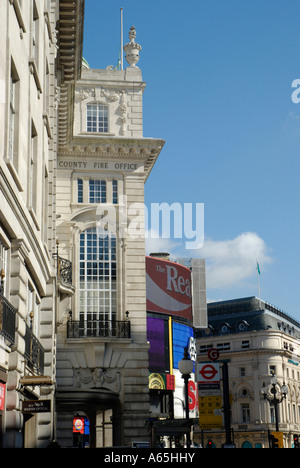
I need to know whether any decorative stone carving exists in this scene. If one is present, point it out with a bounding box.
[75,87,95,102]
[101,88,121,102]
[119,91,127,135]
[124,26,142,68]
[74,368,121,393]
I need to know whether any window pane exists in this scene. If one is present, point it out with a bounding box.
[79,227,117,328]
[78,179,83,203]
[87,103,109,133]
[112,180,118,204]
[89,179,106,203]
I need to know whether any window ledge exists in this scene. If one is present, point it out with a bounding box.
[4,159,24,192]
[80,132,116,137]
[29,60,42,94]
[11,0,26,35]
[28,207,41,231]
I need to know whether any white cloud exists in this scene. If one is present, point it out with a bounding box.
[197,232,272,289]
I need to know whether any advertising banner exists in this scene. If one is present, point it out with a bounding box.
[146,256,192,321]
[73,417,85,434]
[147,316,170,372]
[0,383,5,411]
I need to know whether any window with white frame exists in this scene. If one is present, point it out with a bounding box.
[89,179,106,203]
[77,178,83,203]
[79,227,117,335]
[87,103,108,133]
[112,180,118,204]
[76,178,120,204]
[241,403,250,423]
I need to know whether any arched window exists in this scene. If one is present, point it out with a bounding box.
[79,227,117,336]
[241,440,253,448]
[87,103,108,133]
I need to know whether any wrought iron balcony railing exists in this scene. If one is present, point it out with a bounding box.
[67,319,131,339]
[24,323,45,375]
[57,256,72,286]
[0,285,16,345]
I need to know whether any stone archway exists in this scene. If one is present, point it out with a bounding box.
[55,389,122,448]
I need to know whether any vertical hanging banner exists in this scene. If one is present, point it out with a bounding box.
[0,383,5,411]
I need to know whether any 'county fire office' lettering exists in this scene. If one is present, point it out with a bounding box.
[58,160,139,171]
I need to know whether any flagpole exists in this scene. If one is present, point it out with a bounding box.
[120,8,124,70]
[256,259,261,308]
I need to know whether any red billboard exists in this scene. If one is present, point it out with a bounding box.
[146,256,192,321]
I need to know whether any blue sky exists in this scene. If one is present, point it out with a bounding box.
[83,0,300,318]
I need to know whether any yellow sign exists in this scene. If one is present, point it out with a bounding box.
[198,395,223,429]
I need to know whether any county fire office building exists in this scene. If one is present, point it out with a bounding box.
[54,25,169,446]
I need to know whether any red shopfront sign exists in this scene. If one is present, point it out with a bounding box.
[0,383,6,411]
[73,417,85,434]
[146,257,192,321]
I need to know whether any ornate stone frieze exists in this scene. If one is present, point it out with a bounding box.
[74,368,121,393]
[75,87,95,101]
[101,88,121,102]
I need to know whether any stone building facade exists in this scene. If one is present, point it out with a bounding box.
[54,29,165,447]
[0,0,84,448]
[195,297,300,448]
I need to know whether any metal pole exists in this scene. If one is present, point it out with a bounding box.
[120,8,123,70]
[222,361,232,445]
[184,375,191,447]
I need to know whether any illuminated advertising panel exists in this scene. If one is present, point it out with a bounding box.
[73,417,85,434]
[147,316,170,372]
[172,322,194,369]
[146,256,192,321]
[172,324,197,419]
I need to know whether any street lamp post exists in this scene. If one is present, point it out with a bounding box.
[178,347,194,448]
[261,372,288,432]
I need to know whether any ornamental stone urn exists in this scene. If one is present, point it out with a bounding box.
[124,26,142,67]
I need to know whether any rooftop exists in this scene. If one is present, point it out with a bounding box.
[196,296,300,339]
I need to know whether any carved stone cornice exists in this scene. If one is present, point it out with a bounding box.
[58,137,165,180]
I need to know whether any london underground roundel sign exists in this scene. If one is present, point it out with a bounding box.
[196,362,220,384]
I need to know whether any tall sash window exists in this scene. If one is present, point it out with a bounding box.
[79,227,117,335]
